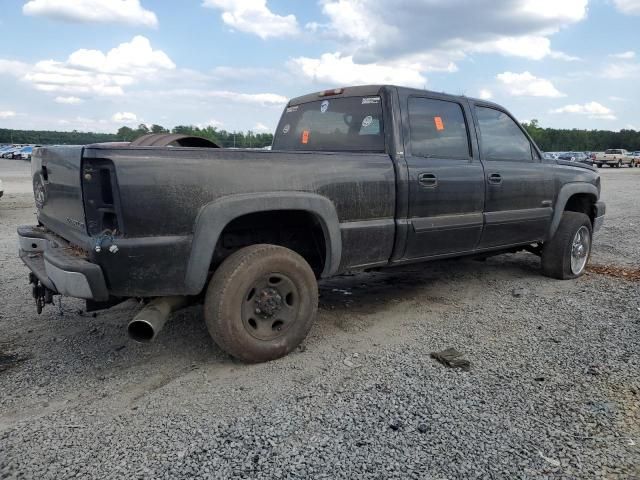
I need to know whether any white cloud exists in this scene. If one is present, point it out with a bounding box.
[22,36,175,97]
[497,71,565,97]
[253,122,270,133]
[613,0,640,15]
[0,59,30,76]
[291,52,427,88]
[549,51,581,61]
[317,0,587,62]
[196,119,224,129]
[471,35,553,60]
[202,0,299,39]
[54,96,83,104]
[610,51,636,59]
[147,89,288,106]
[67,35,175,74]
[478,89,493,100]
[112,112,138,124]
[551,102,616,120]
[602,62,640,79]
[23,0,158,27]
[0,111,16,119]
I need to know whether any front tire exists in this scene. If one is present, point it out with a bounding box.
[204,244,318,363]
[541,212,592,280]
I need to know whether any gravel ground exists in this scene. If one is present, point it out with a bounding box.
[0,159,638,479]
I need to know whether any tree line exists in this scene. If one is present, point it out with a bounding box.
[522,120,640,152]
[0,124,274,149]
[2,121,639,152]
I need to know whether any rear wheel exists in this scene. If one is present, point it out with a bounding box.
[204,244,318,363]
[541,212,592,280]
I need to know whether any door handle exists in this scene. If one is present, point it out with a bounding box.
[488,173,502,185]
[418,173,437,187]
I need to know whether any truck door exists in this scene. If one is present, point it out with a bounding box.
[472,104,554,248]
[402,95,485,259]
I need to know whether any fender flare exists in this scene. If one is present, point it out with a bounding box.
[548,183,599,239]
[184,192,342,294]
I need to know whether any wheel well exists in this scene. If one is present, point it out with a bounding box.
[211,210,327,277]
[564,193,597,224]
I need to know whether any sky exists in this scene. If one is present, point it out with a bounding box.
[0,0,639,134]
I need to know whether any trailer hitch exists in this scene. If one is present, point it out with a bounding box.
[29,272,55,314]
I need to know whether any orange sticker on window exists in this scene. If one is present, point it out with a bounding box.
[302,130,310,144]
[434,116,445,131]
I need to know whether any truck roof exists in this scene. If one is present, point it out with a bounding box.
[287,84,496,108]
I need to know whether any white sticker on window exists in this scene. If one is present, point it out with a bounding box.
[320,100,330,113]
[362,97,380,105]
[286,106,299,114]
[362,115,373,128]
[282,124,290,134]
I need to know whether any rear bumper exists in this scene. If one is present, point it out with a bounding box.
[593,201,606,233]
[18,225,109,301]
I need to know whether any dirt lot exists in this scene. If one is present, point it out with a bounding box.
[0,159,638,479]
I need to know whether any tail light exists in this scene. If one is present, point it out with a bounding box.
[82,159,121,235]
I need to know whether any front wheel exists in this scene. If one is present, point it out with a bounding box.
[204,244,318,363]
[541,212,593,280]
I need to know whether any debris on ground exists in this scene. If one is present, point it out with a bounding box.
[430,348,471,371]
[511,287,530,298]
[588,264,640,281]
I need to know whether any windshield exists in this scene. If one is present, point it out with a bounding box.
[605,149,622,154]
[272,96,385,152]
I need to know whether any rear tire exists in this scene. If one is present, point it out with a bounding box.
[204,244,318,363]
[541,212,592,280]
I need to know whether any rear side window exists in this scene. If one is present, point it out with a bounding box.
[475,107,533,162]
[409,97,470,159]
[272,96,385,152]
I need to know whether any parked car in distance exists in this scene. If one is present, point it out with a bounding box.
[19,146,34,161]
[594,149,633,168]
[557,152,592,165]
[1,147,21,159]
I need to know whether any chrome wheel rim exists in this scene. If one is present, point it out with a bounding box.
[570,226,591,275]
[241,273,299,341]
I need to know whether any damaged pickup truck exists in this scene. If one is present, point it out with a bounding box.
[18,85,605,362]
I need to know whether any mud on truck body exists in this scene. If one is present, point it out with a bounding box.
[18,85,605,362]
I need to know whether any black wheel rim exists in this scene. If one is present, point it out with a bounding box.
[241,273,299,341]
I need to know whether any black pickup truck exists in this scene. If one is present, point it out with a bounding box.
[18,85,605,362]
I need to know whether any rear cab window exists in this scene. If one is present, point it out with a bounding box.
[272,96,385,152]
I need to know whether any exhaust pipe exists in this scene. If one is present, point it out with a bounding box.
[127,296,189,343]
